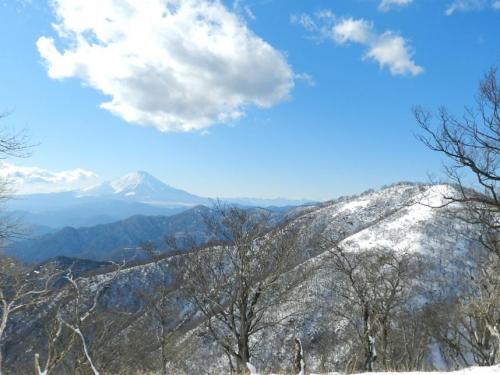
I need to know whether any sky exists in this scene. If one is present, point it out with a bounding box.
[0,0,499,200]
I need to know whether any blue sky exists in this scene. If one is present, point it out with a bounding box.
[0,0,498,200]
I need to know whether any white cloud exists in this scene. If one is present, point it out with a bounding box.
[294,73,316,87]
[365,31,423,76]
[37,0,294,133]
[445,0,486,14]
[0,163,98,194]
[332,18,372,44]
[290,13,318,32]
[232,0,256,20]
[491,0,500,8]
[294,14,423,77]
[378,0,413,12]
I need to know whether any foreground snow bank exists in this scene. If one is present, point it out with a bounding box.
[311,365,500,375]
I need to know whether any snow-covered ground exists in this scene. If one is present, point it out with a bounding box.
[310,365,500,375]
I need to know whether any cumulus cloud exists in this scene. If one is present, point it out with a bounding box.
[37,0,294,132]
[0,163,98,194]
[293,13,423,77]
[364,31,423,76]
[444,0,499,14]
[378,0,413,12]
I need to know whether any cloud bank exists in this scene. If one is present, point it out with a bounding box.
[37,0,294,132]
[292,12,423,77]
[0,163,98,194]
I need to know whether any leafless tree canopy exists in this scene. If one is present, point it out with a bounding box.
[414,67,499,255]
[414,66,500,368]
[318,241,428,373]
[179,204,305,373]
[0,113,30,161]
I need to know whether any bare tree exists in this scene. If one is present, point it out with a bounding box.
[414,66,500,365]
[34,309,75,375]
[0,113,31,245]
[322,244,419,372]
[139,250,192,375]
[414,66,499,256]
[56,263,123,375]
[180,204,304,373]
[427,258,500,367]
[0,256,59,375]
[0,113,30,160]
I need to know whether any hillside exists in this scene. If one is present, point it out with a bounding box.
[5,182,486,374]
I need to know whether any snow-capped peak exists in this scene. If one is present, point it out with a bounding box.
[78,171,203,205]
[109,171,165,194]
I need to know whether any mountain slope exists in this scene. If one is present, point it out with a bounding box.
[170,183,481,373]
[7,183,478,374]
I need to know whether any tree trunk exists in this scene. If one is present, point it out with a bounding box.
[236,338,250,374]
[381,319,389,370]
[0,308,9,375]
[293,337,306,375]
[34,353,47,375]
[364,304,377,372]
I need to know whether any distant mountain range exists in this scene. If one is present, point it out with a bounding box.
[6,171,312,229]
[7,204,302,263]
[7,205,214,262]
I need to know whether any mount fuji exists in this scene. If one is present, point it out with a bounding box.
[5,171,311,230]
[78,171,205,206]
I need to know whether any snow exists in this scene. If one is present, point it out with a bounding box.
[110,171,151,193]
[337,199,371,213]
[340,184,464,254]
[235,365,500,375]
[247,362,258,374]
[311,365,500,375]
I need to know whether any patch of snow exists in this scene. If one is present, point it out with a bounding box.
[247,362,258,374]
[311,365,500,375]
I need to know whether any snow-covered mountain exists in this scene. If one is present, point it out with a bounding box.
[78,171,205,206]
[166,183,483,373]
[8,182,485,374]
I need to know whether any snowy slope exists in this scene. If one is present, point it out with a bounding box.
[6,183,487,374]
[164,183,484,374]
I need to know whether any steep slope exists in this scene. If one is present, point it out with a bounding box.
[6,183,480,374]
